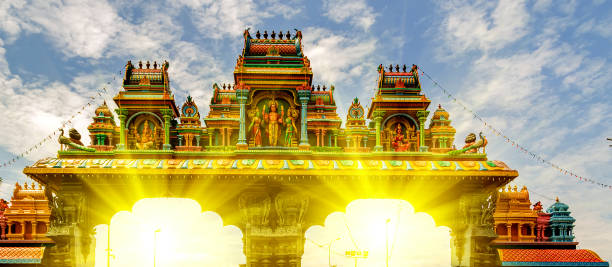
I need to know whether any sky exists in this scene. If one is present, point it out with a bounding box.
[0,0,611,264]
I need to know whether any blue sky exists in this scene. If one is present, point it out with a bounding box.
[0,0,611,262]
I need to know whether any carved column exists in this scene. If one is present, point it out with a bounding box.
[236,87,249,149]
[161,109,173,150]
[450,192,499,267]
[208,129,214,146]
[416,110,430,152]
[239,190,309,267]
[46,184,94,267]
[297,89,311,149]
[115,108,128,150]
[507,224,512,241]
[372,110,385,152]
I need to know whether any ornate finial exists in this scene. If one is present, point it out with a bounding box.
[389,64,393,72]
[279,31,283,40]
[311,85,315,90]
[146,61,150,69]
[286,30,291,39]
[317,85,320,91]
[513,185,518,192]
[402,64,407,72]
[271,30,276,39]
[395,64,400,72]
[323,85,326,91]
[556,196,559,202]
[38,184,42,190]
[501,186,506,192]
[438,104,442,109]
[263,30,268,39]
[223,83,226,90]
[31,182,35,190]
[521,185,527,192]
[138,61,143,69]
[153,61,158,69]
[256,30,261,39]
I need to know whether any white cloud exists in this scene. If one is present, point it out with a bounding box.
[301,27,378,121]
[438,0,529,55]
[322,0,377,31]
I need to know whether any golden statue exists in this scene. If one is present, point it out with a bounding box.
[262,99,284,146]
[136,120,155,150]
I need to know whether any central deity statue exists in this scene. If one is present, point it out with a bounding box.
[136,120,156,150]
[262,99,284,146]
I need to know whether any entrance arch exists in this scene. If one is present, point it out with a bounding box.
[303,199,451,267]
[93,198,245,267]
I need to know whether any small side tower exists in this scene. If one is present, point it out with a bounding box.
[547,197,576,242]
[88,101,116,151]
[176,96,203,151]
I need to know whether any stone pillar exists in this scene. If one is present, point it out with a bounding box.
[115,108,128,150]
[221,129,226,146]
[177,135,183,146]
[372,110,385,152]
[227,128,233,146]
[196,135,201,147]
[416,110,430,152]
[236,88,249,149]
[298,89,311,149]
[334,131,338,147]
[32,221,38,238]
[208,130,213,146]
[507,224,512,241]
[46,185,95,267]
[315,129,321,147]
[161,109,173,150]
[321,129,327,147]
[239,190,309,267]
[451,192,499,267]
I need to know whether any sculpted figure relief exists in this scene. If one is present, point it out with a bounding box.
[248,108,263,147]
[283,107,299,147]
[391,124,410,152]
[262,99,284,146]
[136,120,156,150]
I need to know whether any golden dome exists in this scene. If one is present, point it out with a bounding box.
[432,104,450,120]
[95,101,112,117]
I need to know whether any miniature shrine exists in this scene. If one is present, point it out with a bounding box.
[492,186,607,266]
[0,28,602,266]
[0,183,52,265]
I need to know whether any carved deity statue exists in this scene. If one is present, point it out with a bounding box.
[262,99,284,146]
[248,108,263,147]
[136,120,155,150]
[391,124,410,152]
[283,107,299,147]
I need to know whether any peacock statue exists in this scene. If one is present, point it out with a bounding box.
[448,132,488,155]
[58,128,96,152]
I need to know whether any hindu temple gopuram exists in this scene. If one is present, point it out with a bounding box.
[0,29,606,266]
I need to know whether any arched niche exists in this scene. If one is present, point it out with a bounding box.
[382,113,419,151]
[303,199,451,267]
[247,90,301,147]
[92,198,245,267]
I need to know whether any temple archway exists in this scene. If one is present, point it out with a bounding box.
[93,198,245,267]
[303,199,451,267]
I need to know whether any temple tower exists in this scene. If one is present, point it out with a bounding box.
[87,102,116,151]
[367,64,431,152]
[113,60,179,150]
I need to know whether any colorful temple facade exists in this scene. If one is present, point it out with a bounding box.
[0,183,52,265]
[0,29,601,266]
[493,186,607,266]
